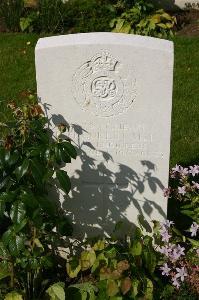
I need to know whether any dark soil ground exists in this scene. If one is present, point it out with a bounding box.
[175,9,199,36]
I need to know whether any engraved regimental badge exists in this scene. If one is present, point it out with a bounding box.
[73,50,136,117]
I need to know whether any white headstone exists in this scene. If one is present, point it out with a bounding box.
[35,33,173,237]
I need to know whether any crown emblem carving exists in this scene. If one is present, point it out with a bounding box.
[91,51,118,72]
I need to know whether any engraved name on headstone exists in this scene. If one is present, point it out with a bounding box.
[35,33,174,237]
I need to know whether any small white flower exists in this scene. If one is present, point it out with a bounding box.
[190,222,199,237]
[160,263,171,276]
[175,267,188,282]
[178,186,186,195]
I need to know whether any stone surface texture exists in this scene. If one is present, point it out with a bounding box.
[35,33,174,237]
[153,0,199,10]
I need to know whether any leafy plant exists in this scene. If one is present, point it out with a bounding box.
[0,0,24,32]
[0,101,77,299]
[65,218,199,299]
[166,164,199,226]
[110,0,176,38]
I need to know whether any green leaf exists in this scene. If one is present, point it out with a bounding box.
[54,144,62,164]
[143,248,156,274]
[6,150,19,166]
[93,240,106,251]
[107,279,119,297]
[119,24,131,33]
[39,196,57,216]
[66,257,81,278]
[10,201,26,224]
[0,198,5,218]
[59,144,71,163]
[2,229,13,246]
[144,278,153,300]
[15,159,29,181]
[131,279,139,298]
[5,291,23,300]
[20,17,32,32]
[80,249,96,271]
[131,241,142,256]
[0,262,10,281]
[110,18,116,28]
[46,282,65,300]
[0,242,9,259]
[56,216,73,236]
[0,191,17,203]
[9,235,25,256]
[30,159,44,187]
[56,170,71,194]
[187,238,199,247]
[67,283,97,300]
[91,253,108,273]
[62,142,77,159]
[105,247,116,259]
[115,18,124,31]
[13,218,27,233]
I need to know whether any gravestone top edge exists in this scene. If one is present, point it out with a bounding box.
[35,32,173,53]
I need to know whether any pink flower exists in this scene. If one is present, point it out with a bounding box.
[175,267,188,282]
[176,245,185,256]
[190,222,199,237]
[163,187,171,198]
[161,220,174,229]
[189,165,199,177]
[178,186,186,195]
[170,248,181,261]
[160,229,171,243]
[172,164,181,172]
[159,245,173,257]
[172,276,180,288]
[160,263,171,276]
[179,167,189,176]
[192,181,199,189]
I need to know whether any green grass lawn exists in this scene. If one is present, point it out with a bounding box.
[0,33,198,167]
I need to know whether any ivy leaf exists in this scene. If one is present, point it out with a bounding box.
[15,159,29,181]
[46,282,65,300]
[5,292,23,300]
[56,170,71,194]
[10,201,26,224]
